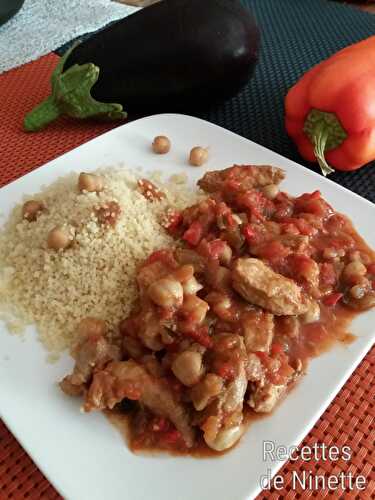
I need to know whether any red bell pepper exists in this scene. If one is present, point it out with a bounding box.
[285,36,375,175]
[182,220,203,246]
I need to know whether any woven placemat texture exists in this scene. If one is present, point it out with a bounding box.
[0,1,374,499]
[199,0,375,202]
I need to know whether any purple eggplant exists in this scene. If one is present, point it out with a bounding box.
[65,0,260,113]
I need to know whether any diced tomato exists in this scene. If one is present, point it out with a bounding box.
[271,343,284,355]
[329,236,355,251]
[294,191,332,218]
[257,240,291,263]
[323,292,343,307]
[145,249,174,266]
[303,323,328,344]
[206,239,228,259]
[165,211,182,235]
[367,263,375,275]
[242,223,255,242]
[151,417,170,432]
[288,254,317,282]
[295,191,321,205]
[255,351,268,363]
[163,429,182,445]
[294,218,316,236]
[281,223,300,235]
[235,190,267,221]
[319,263,337,287]
[278,217,316,236]
[216,362,236,381]
[182,221,203,246]
[325,214,347,233]
[224,179,241,192]
[226,212,236,227]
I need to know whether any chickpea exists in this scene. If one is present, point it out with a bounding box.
[152,135,171,154]
[47,226,72,251]
[342,261,367,283]
[171,350,203,386]
[78,172,104,193]
[262,184,279,200]
[147,278,183,308]
[231,214,245,225]
[350,285,366,300]
[22,200,44,222]
[323,247,345,260]
[204,424,243,452]
[189,146,208,167]
[77,317,107,339]
[219,243,232,266]
[181,295,209,324]
[301,301,320,324]
[205,292,231,320]
[171,265,194,283]
[183,276,203,295]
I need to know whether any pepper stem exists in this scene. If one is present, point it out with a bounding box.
[313,123,335,177]
[24,96,61,132]
[303,109,347,177]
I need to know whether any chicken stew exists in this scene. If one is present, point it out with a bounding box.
[61,165,375,454]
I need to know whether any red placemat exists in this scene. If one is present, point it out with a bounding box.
[0,54,374,500]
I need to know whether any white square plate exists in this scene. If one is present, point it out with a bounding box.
[0,114,374,500]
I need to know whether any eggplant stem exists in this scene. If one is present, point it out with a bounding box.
[24,96,61,133]
[23,42,126,132]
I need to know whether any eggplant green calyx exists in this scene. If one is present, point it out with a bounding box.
[24,42,127,132]
[303,109,347,177]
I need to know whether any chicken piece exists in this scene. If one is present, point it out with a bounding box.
[248,382,287,413]
[198,165,285,193]
[60,335,121,396]
[241,310,274,353]
[85,360,194,447]
[232,258,309,316]
[59,377,85,397]
[222,364,248,414]
[245,353,265,382]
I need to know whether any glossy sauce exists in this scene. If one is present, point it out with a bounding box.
[102,173,375,456]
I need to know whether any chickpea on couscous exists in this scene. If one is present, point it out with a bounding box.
[0,168,197,356]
